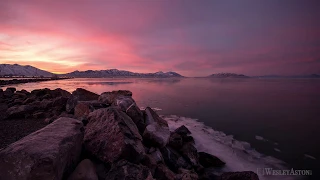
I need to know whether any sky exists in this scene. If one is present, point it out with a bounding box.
[0,0,320,76]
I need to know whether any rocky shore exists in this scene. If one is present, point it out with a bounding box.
[0,87,259,180]
[0,77,70,86]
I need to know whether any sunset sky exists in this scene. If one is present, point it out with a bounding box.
[0,0,320,76]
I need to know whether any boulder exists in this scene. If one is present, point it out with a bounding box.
[181,143,199,167]
[198,152,225,168]
[0,117,84,180]
[154,163,176,180]
[32,111,46,119]
[176,168,199,180]
[169,132,183,150]
[175,125,192,136]
[67,159,98,180]
[74,102,91,118]
[66,88,99,113]
[84,107,145,164]
[31,88,51,97]
[3,88,14,97]
[98,90,133,104]
[220,171,259,180]
[39,99,53,109]
[115,96,146,133]
[6,104,36,119]
[160,146,192,172]
[105,160,154,180]
[73,88,99,101]
[6,87,16,93]
[143,107,170,147]
[51,88,72,98]
[52,96,69,111]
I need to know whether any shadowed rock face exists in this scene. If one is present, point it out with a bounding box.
[105,160,154,180]
[84,107,145,164]
[66,88,99,113]
[67,159,98,180]
[198,152,225,168]
[143,107,170,148]
[0,117,84,180]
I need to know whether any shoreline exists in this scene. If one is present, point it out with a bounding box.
[0,87,261,180]
[0,77,71,86]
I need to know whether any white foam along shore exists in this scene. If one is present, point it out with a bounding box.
[161,115,304,180]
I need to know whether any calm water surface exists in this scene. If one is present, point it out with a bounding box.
[3,78,319,179]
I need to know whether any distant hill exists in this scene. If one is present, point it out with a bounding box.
[0,64,53,77]
[62,69,183,78]
[208,73,249,78]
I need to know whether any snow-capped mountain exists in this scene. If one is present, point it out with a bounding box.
[208,73,249,78]
[63,69,183,78]
[0,64,53,77]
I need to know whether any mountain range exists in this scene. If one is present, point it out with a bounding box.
[0,64,183,78]
[1,64,319,78]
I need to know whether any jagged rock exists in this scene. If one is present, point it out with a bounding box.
[175,125,192,136]
[183,135,195,144]
[73,88,99,101]
[176,168,199,180]
[198,152,225,168]
[154,163,176,180]
[0,117,84,180]
[39,99,53,109]
[169,132,183,149]
[148,147,164,163]
[74,102,90,118]
[66,88,99,113]
[84,107,145,164]
[160,146,192,172]
[181,143,199,167]
[67,159,98,180]
[66,95,78,113]
[115,96,146,133]
[220,171,259,180]
[6,104,36,119]
[13,91,27,99]
[143,107,170,147]
[51,88,72,98]
[105,160,154,180]
[98,90,133,104]
[52,96,68,111]
[31,88,51,97]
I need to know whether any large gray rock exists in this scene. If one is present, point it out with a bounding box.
[84,107,145,164]
[66,88,99,113]
[220,171,259,180]
[0,117,84,180]
[143,107,170,147]
[67,159,98,180]
[98,90,145,132]
[105,160,154,180]
[98,90,132,104]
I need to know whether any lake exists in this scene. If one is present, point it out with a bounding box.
[2,78,319,180]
